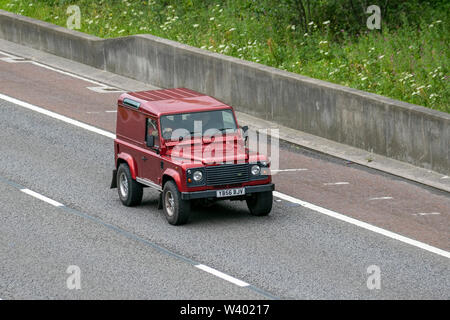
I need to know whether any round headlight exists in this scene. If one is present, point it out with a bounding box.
[193,170,203,181]
[251,165,261,175]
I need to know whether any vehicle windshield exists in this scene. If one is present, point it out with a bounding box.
[160,109,238,140]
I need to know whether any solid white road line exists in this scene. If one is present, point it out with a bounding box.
[0,57,30,63]
[0,50,19,58]
[369,197,393,201]
[31,61,108,87]
[21,189,64,207]
[196,264,249,287]
[0,50,108,87]
[0,93,116,140]
[2,93,449,260]
[273,191,450,259]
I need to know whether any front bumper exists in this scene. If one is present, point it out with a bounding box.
[180,183,275,200]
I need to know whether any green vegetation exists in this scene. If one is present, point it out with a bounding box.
[1,0,448,112]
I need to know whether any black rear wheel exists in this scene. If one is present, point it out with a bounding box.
[117,163,143,207]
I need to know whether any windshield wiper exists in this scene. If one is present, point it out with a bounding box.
[217,128,234,133]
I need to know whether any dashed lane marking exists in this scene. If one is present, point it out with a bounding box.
[0,176,277,299]
[86,86,124,93]
[413,212,441,216]
[323,182,349,185]
[195,265,250,287]
[271,168,308,172]
[20,188,64,207]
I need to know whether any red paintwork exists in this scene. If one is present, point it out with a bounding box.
[114,88,271,192]
[121,88,231,117]
[116,151,138,179]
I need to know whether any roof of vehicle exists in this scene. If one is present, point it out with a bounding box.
[118,88,231,116]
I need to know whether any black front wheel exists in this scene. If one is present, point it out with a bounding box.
[246,191,273,216]
[163,181,191,225]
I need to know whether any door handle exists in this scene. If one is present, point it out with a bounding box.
[142,156,148,161]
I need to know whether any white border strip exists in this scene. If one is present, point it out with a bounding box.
[21,188,64,207]
[196,264,249,287]
[274,191,450,259]
[1,92,449,260]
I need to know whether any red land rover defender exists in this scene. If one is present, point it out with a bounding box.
[111,88,274,225]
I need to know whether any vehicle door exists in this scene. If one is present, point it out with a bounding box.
[139,117,162,187]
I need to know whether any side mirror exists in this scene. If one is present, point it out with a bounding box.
[146,135,155,148]
[240,126,249,144]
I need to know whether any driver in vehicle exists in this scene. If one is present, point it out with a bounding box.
[162,111,222,140]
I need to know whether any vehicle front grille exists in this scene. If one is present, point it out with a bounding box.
[206,163,250,186]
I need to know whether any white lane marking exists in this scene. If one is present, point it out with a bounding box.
[105,110,117,113]
[0,93,116,140]
[272,168,308,172]
[0,51,123,91]
[196,264,249,287]
[87,86,124,93]
[31,61,108,87]
[86,111,100,114]
[413,212,441,216]
[0,50,108,87]
[369,197,393,201]
[323,182,349,185]
[0,50,19,58]
[274,191,450,259]
[2,94,448,260]
[21,189,64,207]
[0,57,31,63]
[441,176,449,180]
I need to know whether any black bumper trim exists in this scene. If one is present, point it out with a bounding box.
[181,183,275,200]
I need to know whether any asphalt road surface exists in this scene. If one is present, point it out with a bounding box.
[0,50,449,299]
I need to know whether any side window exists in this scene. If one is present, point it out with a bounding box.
[146,118,160,148]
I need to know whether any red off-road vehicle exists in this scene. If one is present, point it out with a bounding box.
[111,88,274,225]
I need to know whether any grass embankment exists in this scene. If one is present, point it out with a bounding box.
[0,0,448,113]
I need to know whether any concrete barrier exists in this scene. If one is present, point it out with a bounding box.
[1,9,448,174]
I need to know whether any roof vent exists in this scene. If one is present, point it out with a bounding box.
[123,98,141,109]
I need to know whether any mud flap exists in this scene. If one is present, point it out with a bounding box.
[157,192,163,209]
[110,169,117,189]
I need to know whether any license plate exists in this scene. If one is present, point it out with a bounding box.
[216,187,245,198]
